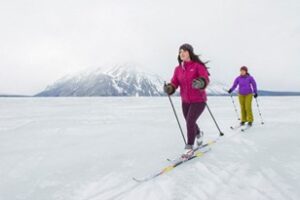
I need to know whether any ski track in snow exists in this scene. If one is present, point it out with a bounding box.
[0,97,299,200]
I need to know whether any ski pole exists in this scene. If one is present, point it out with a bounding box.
[254,98,265,125]
[164,82,187,145]
[230,94,240,120]
[222,88,240,121]
[205,103,224,136]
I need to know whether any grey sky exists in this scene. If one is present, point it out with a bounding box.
[0,0,299,95]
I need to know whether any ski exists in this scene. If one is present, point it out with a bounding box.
[241,125,252,132]
[132,148,211,183]
[166,140,216,162]
[230,124,243,130]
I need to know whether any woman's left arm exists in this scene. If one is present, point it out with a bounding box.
[197,64,210,86]
[192,64,210,90]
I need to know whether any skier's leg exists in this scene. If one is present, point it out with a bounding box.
[195,124,200,135]
[245,94,254,122]
[181,102,190,120]
[195,118,201,143]
[182,102,192,149]
[238,94,247,122]
[185,102,206,146]
[195,124,203,147]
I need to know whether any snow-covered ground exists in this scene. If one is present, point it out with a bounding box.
[0,97,299,200]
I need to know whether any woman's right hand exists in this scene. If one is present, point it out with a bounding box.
[163,83,176,95]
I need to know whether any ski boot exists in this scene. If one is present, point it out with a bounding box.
[181,145,194,159]
[195,131,204,148]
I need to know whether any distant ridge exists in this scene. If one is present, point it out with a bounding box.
[257,90,300,96]
[35,64,164,97]
[35,64,232,97]
[3,64,299,97]
[0,94,31,97]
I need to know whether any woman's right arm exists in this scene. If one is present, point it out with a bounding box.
[229,77,239,92]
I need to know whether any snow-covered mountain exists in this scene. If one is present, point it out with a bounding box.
[36,65,165,97]
[35,65,228,97]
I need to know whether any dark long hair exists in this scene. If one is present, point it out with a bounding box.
[177,44,210,74]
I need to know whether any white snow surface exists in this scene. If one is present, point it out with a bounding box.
[0,97,299,200]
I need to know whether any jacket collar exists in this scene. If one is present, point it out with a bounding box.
[240,74,249,78]
[182,60,194,69]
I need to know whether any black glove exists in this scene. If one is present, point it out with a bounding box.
[228,89,232,94]
[163,83,176,95]
[192,77,207,89]
[254,93,258,98]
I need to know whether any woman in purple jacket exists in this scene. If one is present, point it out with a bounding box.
[228,66,258,126]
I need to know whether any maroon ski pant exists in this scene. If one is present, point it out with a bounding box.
[182,102,206,145]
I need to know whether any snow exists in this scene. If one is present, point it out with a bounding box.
[0,97,299,200]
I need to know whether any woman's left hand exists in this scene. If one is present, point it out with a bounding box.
[192,77,207,90]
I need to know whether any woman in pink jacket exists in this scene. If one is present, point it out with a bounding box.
[164,44,209,158]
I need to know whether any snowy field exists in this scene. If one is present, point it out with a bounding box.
[0,97,300,200]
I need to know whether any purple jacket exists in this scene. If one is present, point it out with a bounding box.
[230,75,257,95]
[171,61,209,103]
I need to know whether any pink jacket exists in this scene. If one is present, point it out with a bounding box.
[171,61,209,103]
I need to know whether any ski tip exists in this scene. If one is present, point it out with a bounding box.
[132,177,137,181]
[132,177,143,183]
[207,140,216,145]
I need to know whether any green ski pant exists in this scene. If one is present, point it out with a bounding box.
[238,94,254,123]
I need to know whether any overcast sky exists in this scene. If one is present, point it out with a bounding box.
[0,0,299,95]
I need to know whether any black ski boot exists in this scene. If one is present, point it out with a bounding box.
[196,131,204,148]
[248,122,253,126]
[240,122,246,126]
